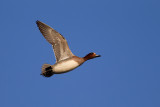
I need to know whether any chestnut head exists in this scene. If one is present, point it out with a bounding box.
[83,52,101,61]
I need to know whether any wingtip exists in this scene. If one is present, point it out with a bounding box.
[36,20,47,26]
[36,20,40,24]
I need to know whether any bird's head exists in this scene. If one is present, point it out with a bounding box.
[83,52,101,61]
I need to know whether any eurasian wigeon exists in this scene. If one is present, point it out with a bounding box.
[36,20,100,77]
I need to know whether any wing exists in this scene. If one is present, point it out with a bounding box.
[36,20,74,62]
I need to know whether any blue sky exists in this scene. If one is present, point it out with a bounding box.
[0,0,160,107]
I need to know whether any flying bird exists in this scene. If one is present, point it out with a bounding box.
[36,20,101,77]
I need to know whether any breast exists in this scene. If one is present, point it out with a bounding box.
[53,60,80,73]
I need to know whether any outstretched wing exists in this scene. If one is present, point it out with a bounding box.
[36,20,74,62]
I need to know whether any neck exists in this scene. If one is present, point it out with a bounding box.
[83,54,93,61]
[83,56,88,61]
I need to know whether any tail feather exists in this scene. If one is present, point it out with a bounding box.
[41,64,54,77]
[41,64,51,73]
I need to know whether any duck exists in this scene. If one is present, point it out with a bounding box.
[36,20,101,77]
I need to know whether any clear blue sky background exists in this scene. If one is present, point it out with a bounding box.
[0,0,160,107]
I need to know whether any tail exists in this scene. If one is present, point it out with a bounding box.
[41,64,54,77]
